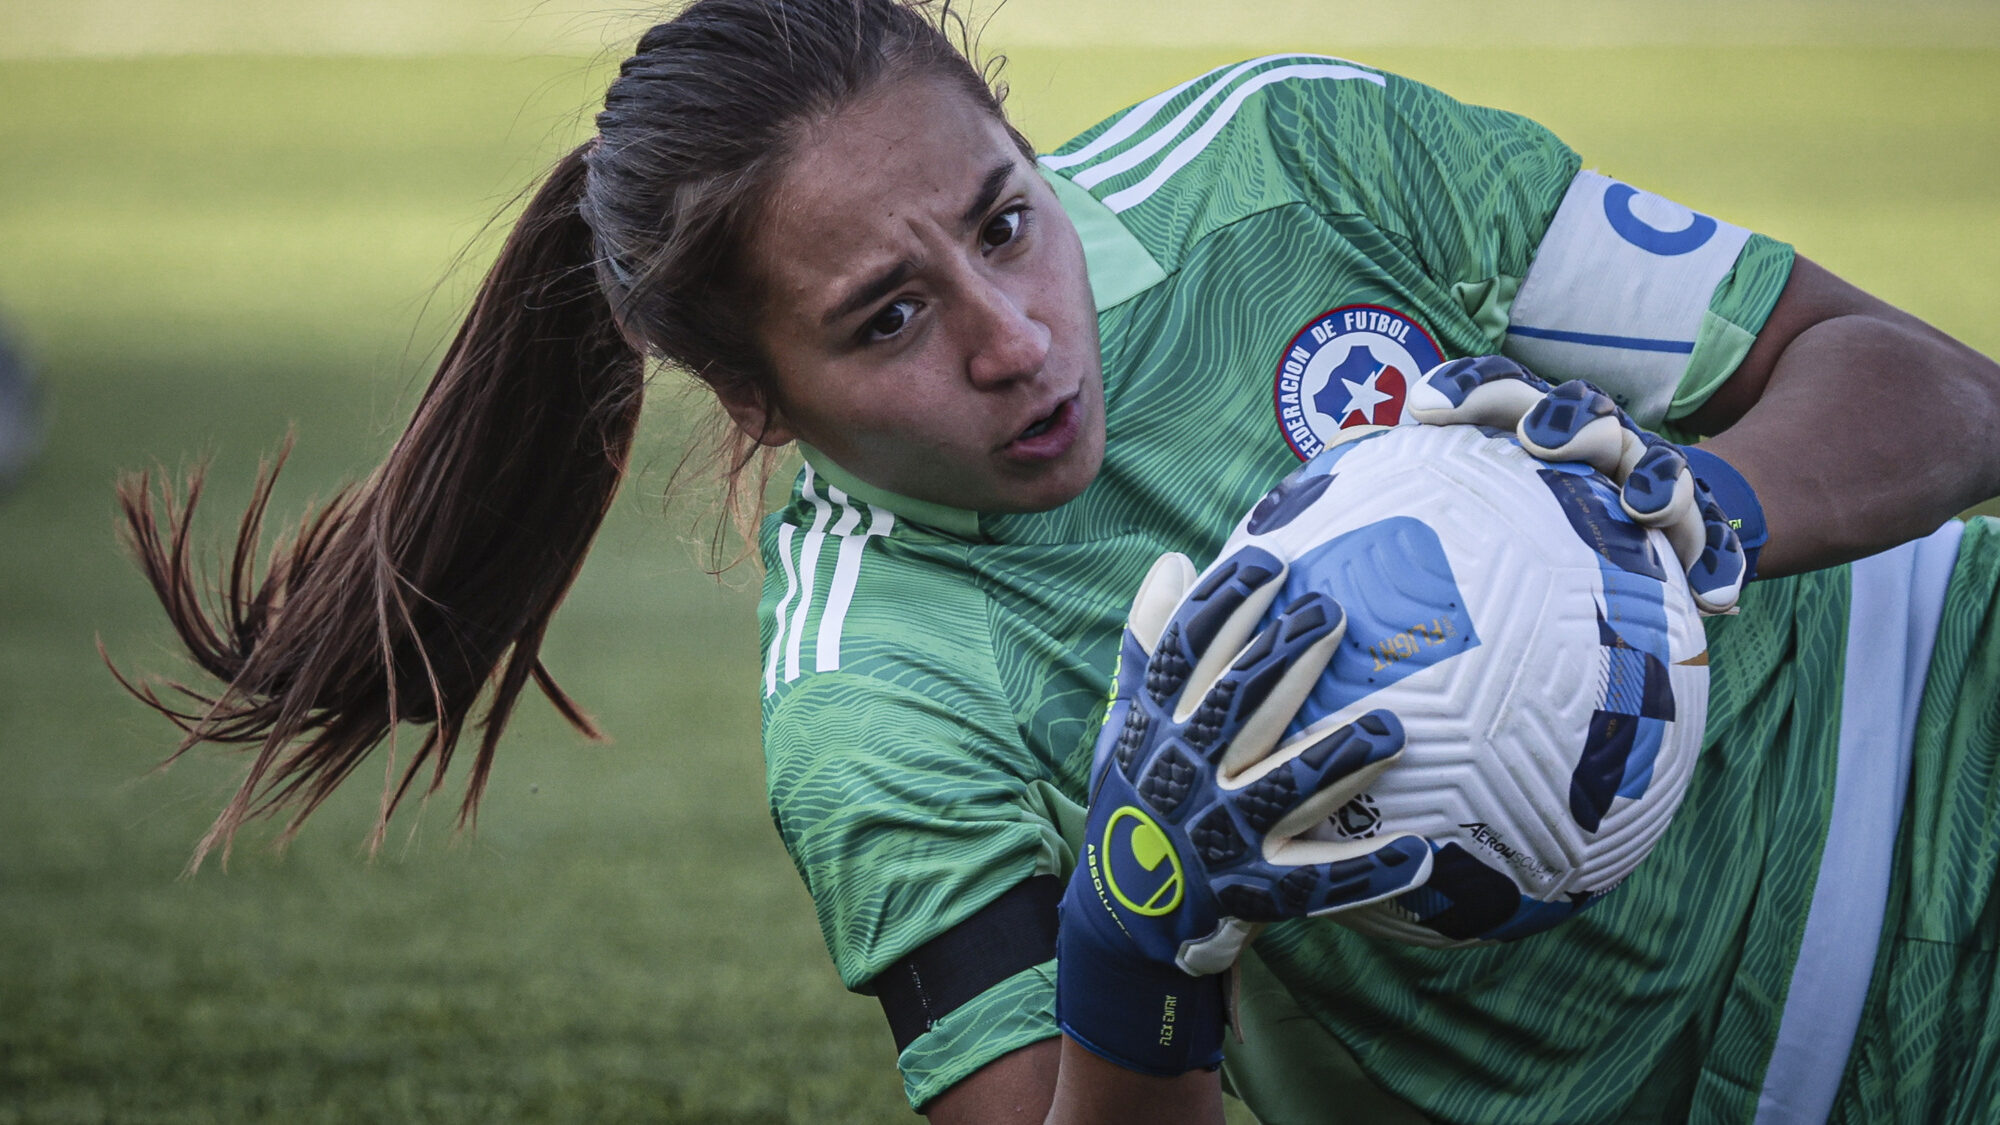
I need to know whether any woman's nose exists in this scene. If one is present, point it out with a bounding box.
[964,280,1050,389]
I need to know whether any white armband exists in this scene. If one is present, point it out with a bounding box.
[1502,171,1751,429]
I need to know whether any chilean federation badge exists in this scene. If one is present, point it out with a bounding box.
[1272,304,1443,460]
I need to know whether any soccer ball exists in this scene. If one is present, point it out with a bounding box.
[1217,422,1709,947]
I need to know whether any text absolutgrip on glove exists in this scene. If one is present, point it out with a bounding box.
[1407,355,1767,614]
[1056,549,1434,1076]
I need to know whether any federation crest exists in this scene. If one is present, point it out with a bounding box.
[1272,304,1443,460]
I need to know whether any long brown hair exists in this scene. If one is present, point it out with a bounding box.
[112,0,1017,868]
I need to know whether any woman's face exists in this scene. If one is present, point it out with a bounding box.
[737,76,1106,514]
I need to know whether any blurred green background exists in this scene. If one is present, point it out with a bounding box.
[3,3,1998,1122]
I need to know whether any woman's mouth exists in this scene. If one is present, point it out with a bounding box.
[1003,395,1081,462]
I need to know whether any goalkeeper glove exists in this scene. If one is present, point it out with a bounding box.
[1056,548,1433,1076]
[1408,355,1767,614]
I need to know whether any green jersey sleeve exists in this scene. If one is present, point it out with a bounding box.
[757,463,1101,1106]
[1269,64,1582,325]
[1045,55,1793,432]
[763,673,1074,990]
[763,672,1079,1107]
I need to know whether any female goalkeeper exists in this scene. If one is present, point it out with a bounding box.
[119,1,2000,1121]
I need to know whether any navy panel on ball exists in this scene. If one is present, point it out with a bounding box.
[1542,464,1678,837]
[1537,466,1668,582]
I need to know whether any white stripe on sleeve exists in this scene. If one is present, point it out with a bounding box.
[1102,63,1385,214]
[1037,58,1263,172]
[762,522,800,698]
[782,466,834,684]
[816,507,894,675]
[1068,55,1309,190]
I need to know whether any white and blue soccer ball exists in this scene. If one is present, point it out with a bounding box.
[1219,420,1709,948]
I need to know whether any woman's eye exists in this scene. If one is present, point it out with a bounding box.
[864,299,919,342]
[981,206,1027,250]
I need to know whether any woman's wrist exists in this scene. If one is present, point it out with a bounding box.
[1047,1035,1227,1125]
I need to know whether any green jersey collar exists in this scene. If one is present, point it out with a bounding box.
[798,444,983,540]
[790,170,1163,541]
[1039,164,1167,312]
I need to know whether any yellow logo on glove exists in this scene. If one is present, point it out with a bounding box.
[1103,806,1185,916]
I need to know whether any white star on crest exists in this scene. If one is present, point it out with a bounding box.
[1339,365,1395,419]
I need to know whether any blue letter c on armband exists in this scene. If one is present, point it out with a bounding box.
[1603,183,1718,257]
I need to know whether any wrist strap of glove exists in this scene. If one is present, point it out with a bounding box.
[1055,905,1227,1077]
[1684,445,1768,582]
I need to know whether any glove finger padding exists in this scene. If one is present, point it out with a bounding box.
[1177,835,1431,974]
[1405,354,1552,428]
[1149,548,1289,722]
[1232,832,1433,919]
[1178,713,1431,974]
[1410,357,1756,616]
[1216,710,1430,909]
[1623,442,1707,576]
[1236,710,1410,848]
[1208,594,1346,778]
[1517,383,1750,613]
[1679,478,1752,614]
[1516,380,1647,481]
[1092,552,1199,782]
[1621,441,1695,522]
[1125,551,1199,658]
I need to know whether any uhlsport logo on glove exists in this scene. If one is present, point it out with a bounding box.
[1100,807,1185,917]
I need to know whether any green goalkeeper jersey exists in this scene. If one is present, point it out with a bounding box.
[749,53,1940,1120]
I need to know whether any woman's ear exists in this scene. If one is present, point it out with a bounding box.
[713,380,797,447]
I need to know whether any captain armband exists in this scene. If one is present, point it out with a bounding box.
[857,875,1062,1053]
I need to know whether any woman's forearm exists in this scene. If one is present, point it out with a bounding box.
[1679,255,2000,578]
[1702,308,2000,578]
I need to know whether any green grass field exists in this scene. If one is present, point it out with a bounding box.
[3,36,1998,1124]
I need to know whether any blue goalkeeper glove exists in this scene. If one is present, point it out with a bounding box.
[1056,548,1434,1076]
[1408,355,1767,614]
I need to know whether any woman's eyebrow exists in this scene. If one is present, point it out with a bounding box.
[822,162,1020,328]
[959,161,1016,228]
[825,260,916,327]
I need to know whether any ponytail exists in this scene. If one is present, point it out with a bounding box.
[115,0,1032,867]
[113,143,642,868]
